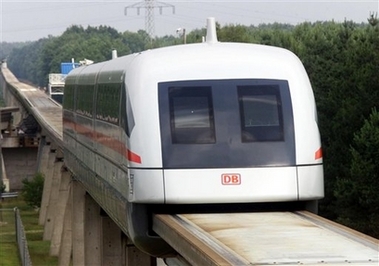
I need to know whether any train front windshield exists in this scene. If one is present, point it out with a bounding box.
[158,79,296,169]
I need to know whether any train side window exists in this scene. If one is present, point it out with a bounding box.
[120,86,135,137]
[169,87,215,144]
[63,84,75,111]
[238,85,284,142]
[96,83,121,124]
[76,84,94,117]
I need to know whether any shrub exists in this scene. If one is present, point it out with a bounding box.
[0,180,5,193]
[22,172,44,208]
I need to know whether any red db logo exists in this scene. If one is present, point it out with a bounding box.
[221,174,241,185]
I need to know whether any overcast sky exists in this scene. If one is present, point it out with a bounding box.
[1,0,378,42]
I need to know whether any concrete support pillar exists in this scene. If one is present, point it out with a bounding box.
[1,154,10,192]
[57,173,156,266]
[50,168,71,256]
[37,137,49,174]
[85,194,102,265]
[72,180,86,266]
[58,180,73,266]
[39,144,54,225]
[102,216,122,266]
[44,159,63,241]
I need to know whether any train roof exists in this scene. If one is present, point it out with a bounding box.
[68,41,305,81]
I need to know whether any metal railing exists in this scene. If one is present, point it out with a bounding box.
[14,207,32,266]
[1,192,19,199]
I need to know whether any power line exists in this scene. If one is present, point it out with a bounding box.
[125,0,175,39]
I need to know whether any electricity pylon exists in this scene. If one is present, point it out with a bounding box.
[125,0,175,40]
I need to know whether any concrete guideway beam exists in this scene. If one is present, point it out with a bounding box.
[43,159,63,241]
[84,193,102,265]
[72,180,86,265]
[58,183,73,266]
[38,143,54,225]
[50,168,71,256]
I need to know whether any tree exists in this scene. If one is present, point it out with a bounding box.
[335,108,379,237]
[8,25,134,87]
[7,38,51,86]
[367,12,378,26]
[0,41,28,61]
[122,30,150,52]
[218,24,254,43]
[22,173,44,209]
[41,25,131,71]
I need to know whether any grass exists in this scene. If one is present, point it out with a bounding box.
[0,197,58,266]
[0,205,19,266]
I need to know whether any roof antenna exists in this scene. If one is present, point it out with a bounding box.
[206,17,218,44]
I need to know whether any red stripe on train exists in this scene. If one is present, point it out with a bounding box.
[63,118,142,164]
[315,148,323,160]
[127,150,142,164]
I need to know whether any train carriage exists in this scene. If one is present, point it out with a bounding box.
[63,18,323,256]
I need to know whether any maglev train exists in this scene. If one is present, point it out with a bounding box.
[63,18,323,256]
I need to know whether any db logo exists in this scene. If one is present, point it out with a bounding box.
[221,174,241,185]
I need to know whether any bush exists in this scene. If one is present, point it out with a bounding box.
[0,180,5,193]
[22,172,44,208]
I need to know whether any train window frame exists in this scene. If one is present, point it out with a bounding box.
[238,85,284,142]
[168,87,216,144]
[120,85,135,137]
[159,79,295,169]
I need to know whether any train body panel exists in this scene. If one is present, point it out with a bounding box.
[163,167,298,204]
[128,169,165,203]
[297,164,324,200]
[62,19,323,256]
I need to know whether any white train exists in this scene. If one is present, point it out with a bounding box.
[63,18,323,256]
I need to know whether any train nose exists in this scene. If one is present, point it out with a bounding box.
[162,167,299,204]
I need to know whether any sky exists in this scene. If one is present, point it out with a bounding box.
[0,0,378,42]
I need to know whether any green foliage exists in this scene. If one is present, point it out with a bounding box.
[0,41,28,61]
[218,24,253,43]
[7,25,133,87]
[22,172,44,208]
[123,30,150,52]
[7,38,51,86]
[186,28,207,44]
[282,21,379,227]
[334,109,379,237]
[0,180,5,193]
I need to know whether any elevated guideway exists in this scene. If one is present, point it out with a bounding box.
[1,64,378,265]
[155,211,378,266]
[1,67,62,146]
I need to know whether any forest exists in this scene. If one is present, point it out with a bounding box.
[0,16,378,238]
